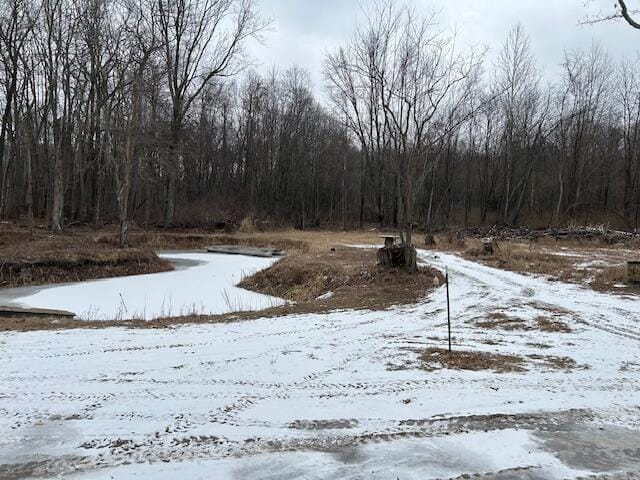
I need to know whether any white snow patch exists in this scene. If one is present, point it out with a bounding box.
[316,291,334,300]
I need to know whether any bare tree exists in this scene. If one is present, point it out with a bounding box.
[494,25,546,225]
[2,2,640,238]
[0,0,35,217]
[617,58,640,228]
[106,0,160,247]
[618,0,640,28]
[366,2,481,270]
[156,0,266,226]
[36,0,78,232]
[584,0,640,29]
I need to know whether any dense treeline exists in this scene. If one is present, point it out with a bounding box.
[0,0,639,249]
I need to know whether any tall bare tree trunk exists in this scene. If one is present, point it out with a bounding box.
[24,122,34,232]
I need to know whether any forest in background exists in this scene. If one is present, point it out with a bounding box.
[1,0,640,247]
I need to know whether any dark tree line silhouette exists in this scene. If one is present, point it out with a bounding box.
[1,0,639,251]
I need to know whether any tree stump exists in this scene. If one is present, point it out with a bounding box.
[482,240,496,256]
[628,261,640,285]
[377,246,405,268]
[377,235,417,272]
[424,234,436,247]
[377,245,417,272]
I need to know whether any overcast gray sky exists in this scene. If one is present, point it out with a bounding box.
[246,0,639,100]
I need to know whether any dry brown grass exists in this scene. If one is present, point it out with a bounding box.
[0,300,358,332]
[97,231,311,253]
[475,312,529,331]
[425,232,467,251]
[0,250,172,288]
[535,316,572,333]
[239,245,444,310]
[419,348,580,373]
[474,312,572,333]
[528,354,579,371]
[245,229,380,254]
[1,225,376,289]
[427,234,640,294]
[95,228,382,255]
[592,265,627,289]
[238,217,257,234]
[420,348,527,373]
[0,227,171,288]
[481,243,575,280]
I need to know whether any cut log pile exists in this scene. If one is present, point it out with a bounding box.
[629,262,640,284]
[458,226,638,244]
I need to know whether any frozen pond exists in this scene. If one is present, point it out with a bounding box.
[0,252,283,320]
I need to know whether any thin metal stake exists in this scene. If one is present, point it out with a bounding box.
[446,267,451,353]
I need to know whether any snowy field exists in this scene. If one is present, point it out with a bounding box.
[0,253,283,320]
[1,250,640,479]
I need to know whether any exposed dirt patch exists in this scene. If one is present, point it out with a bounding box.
[288,419,359,430]
[528,302,573,316]
[419,348,580,373]
[474,312,571,333]
[536,316,572,333]
[620,361,640,372]
[419,348,528,373]
[482,339,505,346]
[528,354,581,372]
[475,312,529,331]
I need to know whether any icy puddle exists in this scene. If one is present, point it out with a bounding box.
[0,252,283,320]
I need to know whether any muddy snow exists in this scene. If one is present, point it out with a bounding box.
[1,250,640,479]
[0,253,283,320]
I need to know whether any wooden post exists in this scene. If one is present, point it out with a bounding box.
[446,267,452,353]
[384,236,395,248]
[628,261,640,284]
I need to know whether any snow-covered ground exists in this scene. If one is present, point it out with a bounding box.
[0,253,283,320]
[1,250,640,479]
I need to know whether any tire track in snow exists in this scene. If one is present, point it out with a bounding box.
[421,251,640,343]
[3,251,640,477]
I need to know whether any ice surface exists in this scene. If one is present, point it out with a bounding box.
[0,253,283,320]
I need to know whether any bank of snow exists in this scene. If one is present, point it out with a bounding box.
[0,252,283,320]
